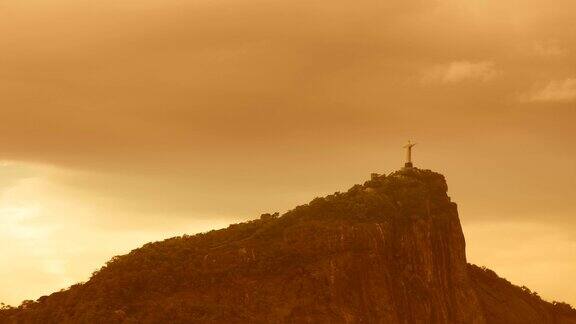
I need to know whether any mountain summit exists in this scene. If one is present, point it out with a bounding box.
[1,168,575,323]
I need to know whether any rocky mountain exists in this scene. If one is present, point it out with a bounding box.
[1,168,574,323]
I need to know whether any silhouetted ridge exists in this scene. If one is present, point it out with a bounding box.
[1,168,574,323]
[468,264,576,324]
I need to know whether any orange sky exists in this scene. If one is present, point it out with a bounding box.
[0,0,575,306]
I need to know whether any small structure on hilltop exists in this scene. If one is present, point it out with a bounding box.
[403,140,417,168]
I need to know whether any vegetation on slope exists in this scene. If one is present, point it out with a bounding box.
[468,264,576,323]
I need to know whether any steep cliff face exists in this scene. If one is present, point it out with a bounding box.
[1,168,574,323]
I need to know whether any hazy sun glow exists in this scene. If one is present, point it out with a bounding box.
[0,162,232,304]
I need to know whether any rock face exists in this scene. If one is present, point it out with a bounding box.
[1,168,574,323]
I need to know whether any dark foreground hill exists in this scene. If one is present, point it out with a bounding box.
[1,168,575,323]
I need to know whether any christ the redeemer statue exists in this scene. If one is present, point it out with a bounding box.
[403,140,416,168]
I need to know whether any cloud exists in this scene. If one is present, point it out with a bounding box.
[530,40,568,58]
[422,61,498,84]
[520,78,576,103]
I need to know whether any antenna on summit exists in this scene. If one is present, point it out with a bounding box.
[403,140,417,168]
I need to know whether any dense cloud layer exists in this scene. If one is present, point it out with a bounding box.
[1,0,574,165]
[0,0,574,306]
